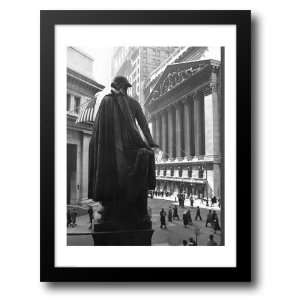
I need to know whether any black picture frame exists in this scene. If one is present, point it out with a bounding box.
[40,10,251,282]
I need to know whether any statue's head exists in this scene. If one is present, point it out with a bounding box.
[111,76,132,95]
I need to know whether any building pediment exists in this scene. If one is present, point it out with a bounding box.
[67,68,105,95]
[145,59,219,106]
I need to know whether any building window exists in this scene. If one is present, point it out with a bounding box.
[163,168,167,176]
[188,167,192,178]
[179,168,182,177]
[67,94,71,111]
[74,96,81,114]
[171,168,174,176]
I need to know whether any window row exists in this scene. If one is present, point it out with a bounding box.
[156,168,205,178]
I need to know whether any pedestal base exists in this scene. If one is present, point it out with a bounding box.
[92,228,154,246]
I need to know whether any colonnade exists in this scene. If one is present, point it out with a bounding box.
[151,87,219,160]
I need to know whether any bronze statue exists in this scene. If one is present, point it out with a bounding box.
[88,76,159,231]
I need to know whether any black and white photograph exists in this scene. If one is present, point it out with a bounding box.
[40,11,250,281]
[66,46,224,247]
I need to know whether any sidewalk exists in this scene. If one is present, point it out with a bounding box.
[67,197,222,246]
[152,195,221,210]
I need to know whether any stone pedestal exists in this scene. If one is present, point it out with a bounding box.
[92,225,154,246]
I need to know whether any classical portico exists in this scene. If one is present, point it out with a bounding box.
[145,59,222,199]
[66,48,105,205]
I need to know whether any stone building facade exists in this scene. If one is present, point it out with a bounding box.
[144,48,223,200]
[67,47,104,205]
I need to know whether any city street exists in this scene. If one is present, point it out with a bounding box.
[67,198,221,246]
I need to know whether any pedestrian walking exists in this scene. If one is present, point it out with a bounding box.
[160,208,167,229]
[195,206,202,221]
[183,212,188,228]
[168,207,173,222]
[211,196,217,207]
[212,211,221,233]
[71,209,78,227]
[205,210,213,227]
[180,193,185,208]
[173,205,180,220]
[186,209,193,225]
[206,234,218,246]
[190,195,194,207]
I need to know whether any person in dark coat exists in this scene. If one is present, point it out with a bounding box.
[160,208,167,229]
[212,211,221,233]
[173,205,180,220]
[205,210,213,227]
[195,206,202,221]
[183,212,188,228]
[211,196,217,207]
[71,209,77,227]
[186,209,193,225]
[168,207,173,222]
[190,195,194,207]
[88,76,158,229]
[179,194,184,208]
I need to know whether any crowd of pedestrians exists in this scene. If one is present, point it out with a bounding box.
[159,205,221,234]
[150,190,221,209]
[67,208,78,227]
[67,195,221,245]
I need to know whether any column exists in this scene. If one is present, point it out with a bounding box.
[167,106,174,159]
[161,111,168,159]
[175,103,183,158]
[80,134,90,200]
[155,114,161,149]
[204,83,220,156]
[183,98,191,158]
[70,95,76,114]
[151,116,157,145]
[193,91,205,156]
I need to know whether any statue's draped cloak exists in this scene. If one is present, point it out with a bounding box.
[88,93,156,223]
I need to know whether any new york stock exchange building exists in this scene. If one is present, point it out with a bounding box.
[144,47,224,201]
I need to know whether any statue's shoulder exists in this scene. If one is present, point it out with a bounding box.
[126,96,140,108]
[100,94,114,104]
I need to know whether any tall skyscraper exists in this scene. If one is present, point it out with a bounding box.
[111,47,179,109]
